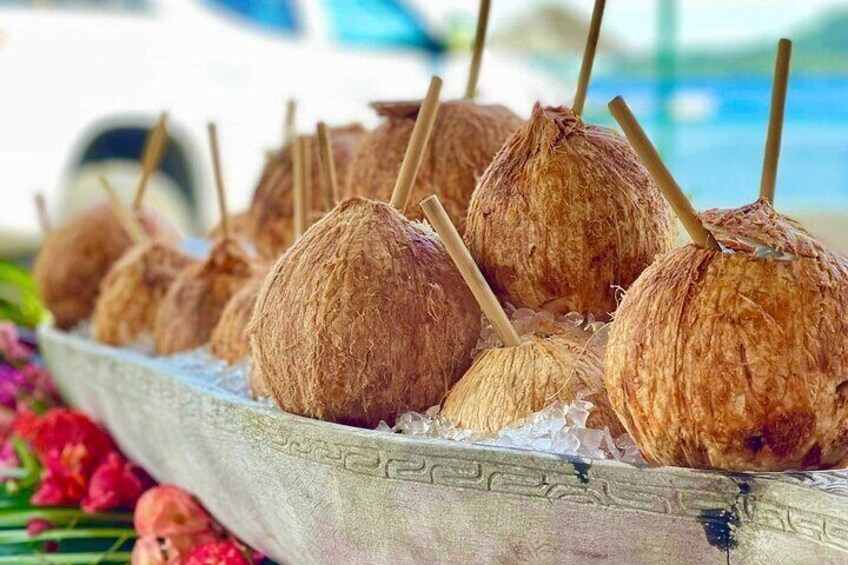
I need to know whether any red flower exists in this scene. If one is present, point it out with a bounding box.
[134,485,212,538]
[184,541,250,565]
[31,444,91,506]
[82,452,145,513]
[13,409,115,465]
[26,519,53,537]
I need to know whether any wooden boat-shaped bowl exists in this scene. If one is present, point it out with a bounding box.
[39,325,848,564]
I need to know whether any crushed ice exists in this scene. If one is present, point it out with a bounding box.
[162,347,252,397]
[380,396,643,465]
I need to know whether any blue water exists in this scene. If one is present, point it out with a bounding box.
[587,76,848,210]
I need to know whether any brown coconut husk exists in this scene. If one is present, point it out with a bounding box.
[464,104,677,318]
[92,240,195,346]
[605,198,848,471]
[249,197,482,428]
[344,100,521,231]
[250,124,365,258]
[209,273,265,364]
[154,238,260,355]
[208,211,255,241]
[443,324,624,435]
[33,203,179,329]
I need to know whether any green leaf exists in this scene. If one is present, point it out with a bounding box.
[0,260,47,328]
[0,552,132,564]
[0,509,133,528]
[0,527,136,544]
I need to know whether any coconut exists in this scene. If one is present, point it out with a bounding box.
[605,199,848,471]
[33,203,178,329]
[154,238,260,355]
[442,323,624,435]
[249,197,482,428]
[92,240,195,346]
[464,104,676,317]
[209,273,265,364]
[344,100,521,231]
[250,124,365,258]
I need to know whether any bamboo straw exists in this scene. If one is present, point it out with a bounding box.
[464,0,491,100]
[572,0,606,116]
[608,96,720,250]
[302,134,313,223]
[292,135,307,238]
[34,193,51,235]
[99,175,145,245]
[759,38,792,205]
[132,112,168,210]
[421,195,522,347]
[207,122,230,240]
[316,122,338,211]
[390,76,443,212]
[285,99,297,145]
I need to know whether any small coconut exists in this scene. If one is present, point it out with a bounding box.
[464,104,676,317]
[249,197,482,428]
[92,240,195,346]
[442,324,624,436]
[209,273,265,364]
[154,238,260,355]
[250,124,365,258]
[33,203,178,329]
[344,100,521,231]
[605,199,848,471]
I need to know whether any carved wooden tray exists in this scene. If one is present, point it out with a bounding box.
[38,325,848,564]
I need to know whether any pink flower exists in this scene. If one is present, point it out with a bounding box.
[31,443,91,506]
[131,536,167,565]
[14,409,115,466]
[0,440,18,468]
[134,485,212,538]
[26,519,53,537]
[82,452,145,513]
[184,541,250,565]
[0,323,32,362]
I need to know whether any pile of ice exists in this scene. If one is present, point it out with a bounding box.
[378,395,643,464]
[473,305,607,358]
[164,348,252,397]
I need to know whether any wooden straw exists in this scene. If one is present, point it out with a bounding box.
[760,38,792,205]
[421,195,522,347]
[464,0,491,100]
[132,112,168,209]
[99,175,145,245]
[284,99,297,145]
[390,76,443,212]
[608,96,720,250]
[207,122,230,240]
[316,122,338,211]
[292,135,307,239]
[34,193,51,235]
[302,134,313,224]
[572,0,606,116]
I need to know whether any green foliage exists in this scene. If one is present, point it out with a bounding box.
[0,261,47,328]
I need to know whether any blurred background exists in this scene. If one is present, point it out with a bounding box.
[1,0,847,257]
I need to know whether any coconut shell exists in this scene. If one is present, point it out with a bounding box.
[249,197,482,428]
[154,238,260,355]
[344,100,521,231]
[250,124,365,259]
[442,324,624,436]
[33,203,179,329]
[209,273,265,364]
[464,104,677,317]
[92,241,195,346]
[605,199,848,471]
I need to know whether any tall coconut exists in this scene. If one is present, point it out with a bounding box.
[92,177,194,346]
[344,0,521,231]
[605,43,848,471]
[464,0,675,318]
[420,195,623,435]
[34,114,178,329]
[250,77,482,427]
[154,123,261,355]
